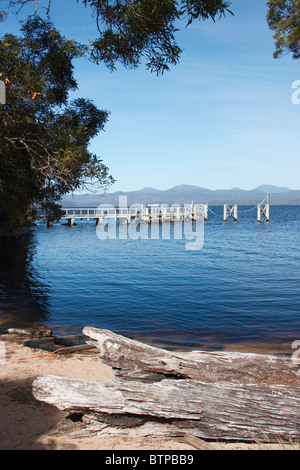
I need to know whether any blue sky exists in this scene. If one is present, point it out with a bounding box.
[2,0,300,192]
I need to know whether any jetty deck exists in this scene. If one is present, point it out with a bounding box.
[37,194,270,226]
[40,203,209,226]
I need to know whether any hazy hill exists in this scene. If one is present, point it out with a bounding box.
[62,185,300,207]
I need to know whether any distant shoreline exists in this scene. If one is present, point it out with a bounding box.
[62,184,300,207]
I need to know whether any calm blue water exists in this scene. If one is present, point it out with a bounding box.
[0,206,300,352]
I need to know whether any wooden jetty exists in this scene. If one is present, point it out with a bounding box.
[40,194,270,227]
[43,203,209,227]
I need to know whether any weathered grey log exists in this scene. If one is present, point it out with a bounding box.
[32,329,300,442]
[32,374,300,442]
[0,327,52,337]
[0,328,32,335]
[44,414,217,449]
[81,414,218,449]
[83,327,300,385]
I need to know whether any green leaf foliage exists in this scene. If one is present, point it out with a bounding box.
[81,0,233,73]
[267,0,300,59]
[0,17,114,229]
[5,0,233,74]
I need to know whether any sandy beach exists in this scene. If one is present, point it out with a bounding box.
[0,331,298,451]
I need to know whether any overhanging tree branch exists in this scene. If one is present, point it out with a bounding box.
[0,17,114,228]
[3,0,233,74]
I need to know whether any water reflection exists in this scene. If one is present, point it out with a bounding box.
[0,233,50,327]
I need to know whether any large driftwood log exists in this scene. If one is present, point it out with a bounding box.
[32,328,300,442]
[83,327,300,385]
[33,373,300,442]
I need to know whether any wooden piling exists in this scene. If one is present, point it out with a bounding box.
[257,193,270,222]
[223,204,238,222]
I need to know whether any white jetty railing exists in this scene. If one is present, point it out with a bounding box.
[58,203,209,226]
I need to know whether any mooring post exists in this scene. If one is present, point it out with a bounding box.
[68,218,74,227]
[266,192,270,222]
[265,204,270,222]
[224,204,238,222]
[257,205,261,222]
[233,204,238,221]
[257,193,270,222]
[223,205,227,222]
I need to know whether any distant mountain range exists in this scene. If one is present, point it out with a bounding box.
[62,184,300,207]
